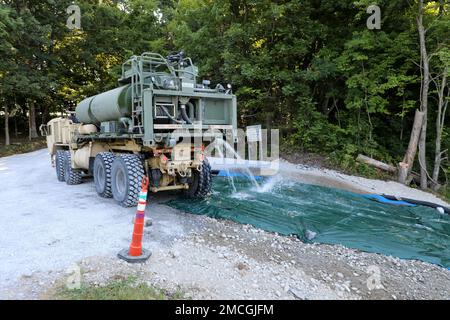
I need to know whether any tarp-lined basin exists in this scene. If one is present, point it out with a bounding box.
[167,176,450,268]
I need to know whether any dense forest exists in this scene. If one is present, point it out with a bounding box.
[0,0,449,195]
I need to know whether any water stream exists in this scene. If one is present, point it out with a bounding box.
[214,145,237,193]
[213,138,261,191]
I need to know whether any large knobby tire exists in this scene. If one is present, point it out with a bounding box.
[184,159,212,199]
[93,152,115,198]
[63,151,83,185]
[55,150,66,182]
[111,154,144,207]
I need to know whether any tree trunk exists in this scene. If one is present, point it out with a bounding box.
[417,0,430,190]
[398,110,424,185]
[14,116,18,138]
[28,101,38,140]
[4,105,10,146]
[431,69,448,191]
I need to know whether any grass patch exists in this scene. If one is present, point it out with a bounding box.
[0,138,47,158]
[55,276,185,300]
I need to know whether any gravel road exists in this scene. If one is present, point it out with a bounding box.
[0,149,449,300]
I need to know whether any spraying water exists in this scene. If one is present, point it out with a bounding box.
[255,174,285,193]
[215,144,237,193]
[214,138,262,191]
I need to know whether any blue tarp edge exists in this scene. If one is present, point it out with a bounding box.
[362,194,417,207]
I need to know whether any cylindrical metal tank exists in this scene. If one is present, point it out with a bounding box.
[76,85,133,124]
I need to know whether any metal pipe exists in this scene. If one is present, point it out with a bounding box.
[151,184,189,192]
[194,88,218,93]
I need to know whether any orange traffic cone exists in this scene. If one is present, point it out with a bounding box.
[118,176,152,263]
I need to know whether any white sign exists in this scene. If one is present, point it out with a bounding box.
[246,125,262,143]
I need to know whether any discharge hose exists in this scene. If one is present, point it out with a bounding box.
[160,105,184,124]
[180,102,193,124]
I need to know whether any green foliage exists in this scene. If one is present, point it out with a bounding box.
[288,109,343,153]
[0,138,46,158]
[0,0,449,189]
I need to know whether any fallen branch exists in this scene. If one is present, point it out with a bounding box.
[356,154,397,173]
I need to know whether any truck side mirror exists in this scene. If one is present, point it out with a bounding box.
[39,124,48,137]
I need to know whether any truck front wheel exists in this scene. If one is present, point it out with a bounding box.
[111,154,144,207]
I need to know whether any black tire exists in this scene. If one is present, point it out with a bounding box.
[93,152,115,198]
[184,158,212,198]
[111,154,145,207]
[55,150,66,182]
[63,151,83,185]
[199,159,213,196]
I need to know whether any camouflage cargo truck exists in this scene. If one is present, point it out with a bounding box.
[41,52,237,207]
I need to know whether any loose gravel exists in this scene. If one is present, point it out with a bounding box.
[0,149,449,300]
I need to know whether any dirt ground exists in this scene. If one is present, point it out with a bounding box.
[0,149,449,300]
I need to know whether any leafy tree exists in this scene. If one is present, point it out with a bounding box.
[0,0,448,196]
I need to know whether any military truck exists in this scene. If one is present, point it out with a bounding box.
[41,52,237,207]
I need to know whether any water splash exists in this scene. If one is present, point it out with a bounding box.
[214,139,262,191]
[255,175,284,193]
[230,192,253,200]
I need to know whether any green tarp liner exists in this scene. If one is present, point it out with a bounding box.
[167,177,450,268]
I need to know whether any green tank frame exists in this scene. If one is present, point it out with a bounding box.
[75,52,238,147]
